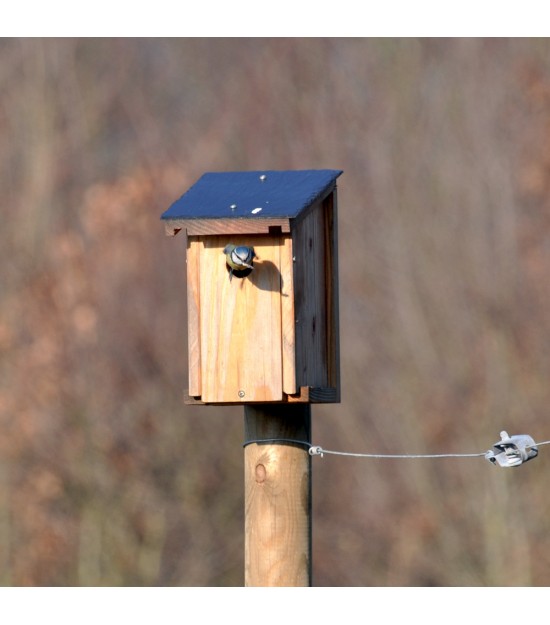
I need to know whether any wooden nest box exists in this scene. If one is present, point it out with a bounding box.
[161,169,342,404]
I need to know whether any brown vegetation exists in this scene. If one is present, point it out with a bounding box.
[2,38,550,585]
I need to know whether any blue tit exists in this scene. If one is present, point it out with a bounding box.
[223,244,256,281]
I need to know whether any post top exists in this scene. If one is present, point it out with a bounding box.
[161,169,342,223]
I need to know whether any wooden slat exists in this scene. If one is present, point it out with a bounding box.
[292,200,328,389]
[185,386,338,405]
[286,386,339,403]
[164,218,291,237]
[280,235,296,395]
[200,235,283,403]
[187,237,202,397]
[323,191,341,401]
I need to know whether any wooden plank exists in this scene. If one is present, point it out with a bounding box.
[200,235,283,403]
[244,404,311,587]
[280,235,296,395]
[187,237,202,397]
[164,218,291,237]
[184,386,336,404]
[324,191,341,401]
[286,386,338,403]
[292,201,328,389]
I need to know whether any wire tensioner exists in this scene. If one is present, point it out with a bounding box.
[485,431,539,468]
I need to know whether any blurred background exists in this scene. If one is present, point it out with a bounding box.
[1,38,550,586]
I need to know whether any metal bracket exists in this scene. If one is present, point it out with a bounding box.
[485,431,538,468]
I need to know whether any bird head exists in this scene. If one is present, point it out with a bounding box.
[223,244,256,269]
[223,244,256,280]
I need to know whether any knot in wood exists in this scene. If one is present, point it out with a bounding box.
[255,463,267,484]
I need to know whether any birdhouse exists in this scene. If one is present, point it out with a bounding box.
[161,169,342,404]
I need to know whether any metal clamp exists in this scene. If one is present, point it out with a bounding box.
[485,431,538,468]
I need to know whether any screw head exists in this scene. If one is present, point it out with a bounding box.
[230,204,237,210]
[238,390,245,398]
[259,174,266,181]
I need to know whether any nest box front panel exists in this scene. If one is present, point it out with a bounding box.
[187,234,294,403]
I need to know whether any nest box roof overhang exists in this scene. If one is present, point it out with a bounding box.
[161,169,342,236]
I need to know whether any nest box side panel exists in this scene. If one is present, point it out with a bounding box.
[292,192,340,397]
[199,235,283,403]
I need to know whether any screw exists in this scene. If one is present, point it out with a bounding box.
[238,390,245,398]
[259,174,266,181]
[230,204,237,210]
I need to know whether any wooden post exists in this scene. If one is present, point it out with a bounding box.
[244,404,312,587]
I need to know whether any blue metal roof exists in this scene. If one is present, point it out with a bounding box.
[161,169,342,221]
